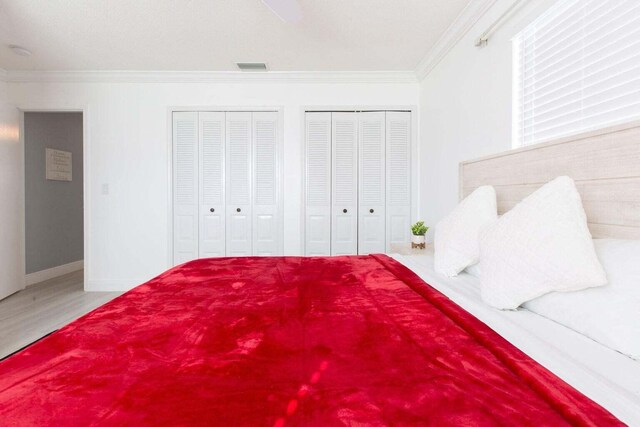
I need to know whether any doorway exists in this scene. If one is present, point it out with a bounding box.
[23,112,84,285]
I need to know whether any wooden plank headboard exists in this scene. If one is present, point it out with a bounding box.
[459,121,640,239]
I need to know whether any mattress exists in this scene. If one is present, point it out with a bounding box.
[0,255,626,426]
[392,252,640,425]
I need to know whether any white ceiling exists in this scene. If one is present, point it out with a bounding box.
[0,0,471,72]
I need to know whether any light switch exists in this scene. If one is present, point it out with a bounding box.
[101,183,109,195]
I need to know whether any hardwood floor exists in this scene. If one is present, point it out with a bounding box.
[0,270,121,359]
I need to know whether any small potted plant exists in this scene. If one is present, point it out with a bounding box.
[410,221,429,249]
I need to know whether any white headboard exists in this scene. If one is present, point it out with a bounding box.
[460,121,640,239]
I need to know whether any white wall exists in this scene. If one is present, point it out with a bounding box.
[8,80,418,291]
[419,0,556,235]
[0,78,24,299]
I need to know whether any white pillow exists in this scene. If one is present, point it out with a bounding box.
[464,262,482,279]
[434,186,497,277]
[478,176,607,310]
[525,239,640,359]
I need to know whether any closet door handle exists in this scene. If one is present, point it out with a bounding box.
[343,209,348,213]
[210,208,215,213]
[236,208,241,213]
[369,209,374,213]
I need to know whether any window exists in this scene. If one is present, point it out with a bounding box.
[513,0,640,147]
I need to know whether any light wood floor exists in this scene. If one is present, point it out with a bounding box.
[0,270,121,359]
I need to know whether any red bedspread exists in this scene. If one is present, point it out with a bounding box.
[0,255,621,426]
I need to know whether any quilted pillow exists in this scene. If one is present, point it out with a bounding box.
[434,186,497,277]
[478,176,607,310]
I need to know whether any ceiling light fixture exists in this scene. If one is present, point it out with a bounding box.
[9,45,32,57]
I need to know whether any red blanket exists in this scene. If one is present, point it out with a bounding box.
[0,256,621,426]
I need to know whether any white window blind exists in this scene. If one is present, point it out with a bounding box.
[513,0,640,147]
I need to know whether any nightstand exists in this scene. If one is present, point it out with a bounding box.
[389,243,434,255]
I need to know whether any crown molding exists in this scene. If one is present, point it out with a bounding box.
[4,70,418,84]
[2,1,499,85]
[416,0,498,81]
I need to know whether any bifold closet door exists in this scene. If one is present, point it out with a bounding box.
[358,112,386,255]
[226,112,252,256]
[331,112,358,255]
[252,112,281,255]
[305,113,332,256]
[386,111,412,251]
[198,112,226,258]
[173,112,199,264]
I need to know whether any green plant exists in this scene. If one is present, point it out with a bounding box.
[411,221,429,236]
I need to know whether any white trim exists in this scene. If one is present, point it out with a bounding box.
[302,105,414,112]
[299,107,307,255]
[5,70,418,84]
[168,106,282,113]
[0,3,502,85]
[17,109,26,294]
[415,0,498,81]
[82,108,91,292]
[410,106,420,225]
[19,107,90,291]
[26,260,84,286]
[85,279,136,292]
[276,108,285,255]
[166,109,174,268]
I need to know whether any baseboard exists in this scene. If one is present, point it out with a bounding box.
[25,260,84,287]
[84,279,137,292]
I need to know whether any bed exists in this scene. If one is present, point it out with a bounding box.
[0,122,638,426]
[395,251,640,425]
[0,255,623,426]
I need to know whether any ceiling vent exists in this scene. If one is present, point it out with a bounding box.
[236,62,268,72]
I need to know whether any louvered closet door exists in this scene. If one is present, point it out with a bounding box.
[385,112,411,251]
[225,112,252,256]
[173,112,199,264]
[198,112,226,258]
[358,112,386,255]
[252,112,281,256]
[331,112,358,255]
[305,113,332,256]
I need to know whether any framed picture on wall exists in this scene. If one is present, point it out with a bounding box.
[45,148,72,181]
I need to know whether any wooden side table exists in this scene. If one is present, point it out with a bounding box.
[389,243,433,255]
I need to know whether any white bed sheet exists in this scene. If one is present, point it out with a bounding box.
[392,252,640,425]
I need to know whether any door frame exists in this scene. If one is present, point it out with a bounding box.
[18,106,90,290]
[300,105,419,255]
[166,106,284,266]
